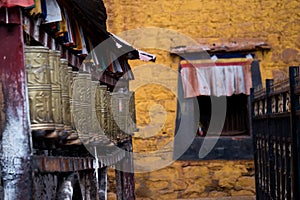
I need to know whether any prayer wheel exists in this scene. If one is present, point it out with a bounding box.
[129,91,137,133]
[72,71,91,144]
[49,50,64,132]
[110,91,136,143]
[60,59,72,133]
[69,71,78,131]
[25,46,55,131]
[91,80,100,142]
[95,85,109,135]
[106,90,114,142]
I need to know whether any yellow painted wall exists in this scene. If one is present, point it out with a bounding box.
[104,0,300,199]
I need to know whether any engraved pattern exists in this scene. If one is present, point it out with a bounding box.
[25,47,51,85]
[60,59,71,130]
[72,72,91,143]
[25,46,55,130]
[49,50,63,129]
[70,71,78,130]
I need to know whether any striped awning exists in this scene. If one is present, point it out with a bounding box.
[180,58,253,98]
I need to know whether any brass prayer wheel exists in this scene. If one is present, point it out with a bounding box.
[72,71,92,144]
[129,91,137,133]
[95,85,109,136]
[106,90,113,142]
[91,81,101,142]
[69,71,78,131]
[110,91,136,143]
[110,92,123,142]
[49,50,64,131]
[60,59,72,133]
[25,46,55,131]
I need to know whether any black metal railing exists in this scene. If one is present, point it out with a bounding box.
[251,66,300,200]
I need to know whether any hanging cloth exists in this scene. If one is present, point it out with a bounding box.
[29,0,42,16]
[63,8,74,46]
[180,58,252,98]
[72,21,83,51]
[44,0,62,24]
[79,26,88,56]
[55,8,68,37]
[110,52,123,73]
[0,0,34,7]
[40,0,46,18]
[87,38,99,66]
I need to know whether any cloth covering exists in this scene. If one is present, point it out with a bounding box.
[44,0,61,23]
[29,0,41,15]
[0,0,34,7]
[180,58,252,98]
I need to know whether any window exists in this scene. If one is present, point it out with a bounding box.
[174,54,256,160]
[197,94,250,137]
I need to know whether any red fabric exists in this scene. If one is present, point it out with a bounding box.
[181,61,251,68]
[180,60,253,98]
[0,0,34,8]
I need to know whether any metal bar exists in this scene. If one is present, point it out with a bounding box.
[250,88,259,200]
[0,8,33,200]
[290,66,300,200]
[266,79,276,199]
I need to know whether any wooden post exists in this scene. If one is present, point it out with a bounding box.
[99,167,108,200]
[115,139,135,200]
[0,7,33,200]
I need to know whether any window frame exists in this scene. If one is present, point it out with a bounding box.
[174,53,254,160]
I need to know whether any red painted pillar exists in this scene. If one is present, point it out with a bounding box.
[0,7,33,199]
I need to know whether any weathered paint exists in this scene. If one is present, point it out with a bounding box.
[99,167,108,200]
[115,140,135,200]
[57,174,74,200]
[0,8,32,200]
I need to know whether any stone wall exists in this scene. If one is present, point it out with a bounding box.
[104,0,300,80]
[108,160,255,199]
[103,0,300,199]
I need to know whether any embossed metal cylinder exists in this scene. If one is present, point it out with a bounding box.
[110,92,125,143]
[91,81,100,142]
[96,85,108,135]
[25,46,55,131]
[129,91,137,133]
[69,71,78,131]
[106,91,113,142]
[60,59,72,133]
[84,73,92,143]
[49,50,64,131]
[73,71,91,143]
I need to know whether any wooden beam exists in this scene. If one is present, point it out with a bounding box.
[32,156,94,173]
[0,8,32,200]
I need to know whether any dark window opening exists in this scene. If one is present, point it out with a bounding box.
[197,94,249,137]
